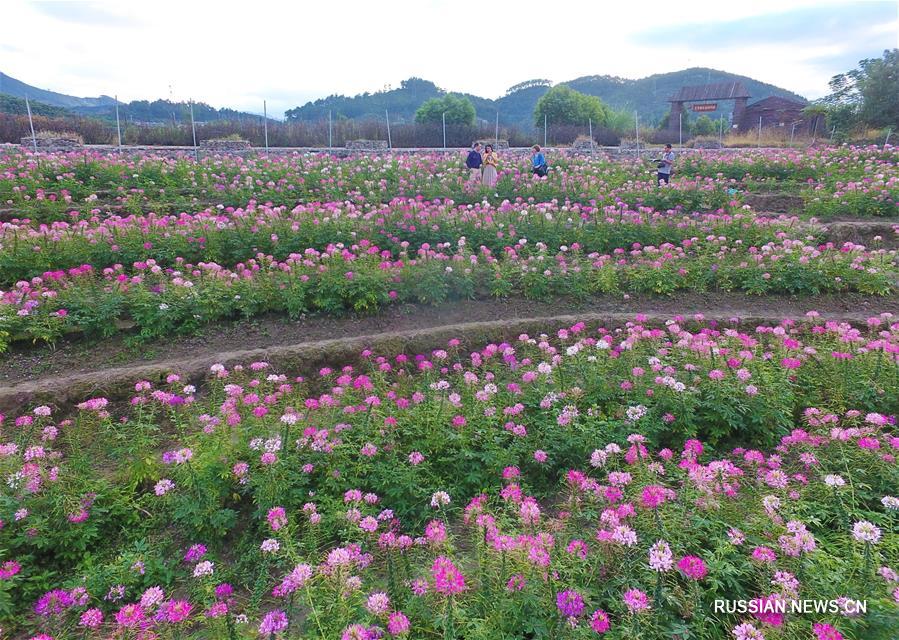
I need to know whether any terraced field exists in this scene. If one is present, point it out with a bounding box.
[0,146,897,639]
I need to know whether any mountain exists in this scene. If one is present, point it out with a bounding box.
[71,100,267,124]
[566,69,807,123]
[0,71,273,124]
[0,93,70,117]
[285,78,498,124]
[0,71,115,109]
[286,69,808,128]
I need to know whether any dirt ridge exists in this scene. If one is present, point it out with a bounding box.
[2,302,895,413]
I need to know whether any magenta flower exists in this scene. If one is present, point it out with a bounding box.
[259,609,289,635]
[79,608,104,628]
[267,506,288,531]
[114,603,146,628]
[623,588,651,613]
[556,589,585,617]
[158,598,193,623]
[432,556,466,596]
[677,555,708,580]
[183,543,207,563]
[813,622,844,640]
[0,560,21,579]
[590,608,611,633]
[387,610,411,635]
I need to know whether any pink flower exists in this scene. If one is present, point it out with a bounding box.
[432,556,466,596]
[812,622,844,640]
[590,609,611,633]
[556,590,585,617]
[79,608,103,628]
[0,560,21,579]
[387,611,411,635]
[267,506,288,531]
[623,588,651,613]
[259,609,288,635]
[677,555,708,580]
[114,603,145,628]
[365,592,391,616]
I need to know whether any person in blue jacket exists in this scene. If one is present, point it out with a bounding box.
[466,142,483,181]
[531,145,548,177]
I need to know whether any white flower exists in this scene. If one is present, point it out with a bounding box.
[852,520,882,544]
[825,474,846,488]
[193,561,215,577]
[430,491,451,508]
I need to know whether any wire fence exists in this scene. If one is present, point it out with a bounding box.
[0,111,623,149]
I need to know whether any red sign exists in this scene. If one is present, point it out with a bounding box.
[692,103,718,112]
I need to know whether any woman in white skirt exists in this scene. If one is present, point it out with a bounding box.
[481,144,498,187]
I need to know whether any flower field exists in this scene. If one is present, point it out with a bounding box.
[0,145,897,639]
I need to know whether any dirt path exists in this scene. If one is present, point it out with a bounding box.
[2,292,897,412]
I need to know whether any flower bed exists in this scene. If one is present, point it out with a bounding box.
[2,237,894,351]
[0,198,811,285]
[2,146,895,223]
[1,317,897,638]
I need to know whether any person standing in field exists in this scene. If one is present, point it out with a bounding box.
[657,143,675,185]
[466,142,483,182]
[482,144,498,187]
[531,144,548,177]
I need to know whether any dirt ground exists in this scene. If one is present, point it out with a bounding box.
[2,291,897,413]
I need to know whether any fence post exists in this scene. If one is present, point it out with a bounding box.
[634,111,640,158]
[190,100,198,161]
[588,118,594,158]
[442,111,446,150]
[885,127,892,147]
[830,126,836,143]
[757,116,762,147]
[678,112,682,148]
[329,110,333,149]
[495,110,499,148]
[25,96,37,153]
[385,110,392,149]
[544,113,547,147]
[115,95,122,149]
[263,100,269,151]
[790,122,796,146]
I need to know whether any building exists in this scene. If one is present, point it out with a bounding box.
[739,96,811,134]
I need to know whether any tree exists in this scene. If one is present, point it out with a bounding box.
[533,85,611,128]
[414,94,476,126]
[822,49,898,129]
[691,115,717,137]
[505,79,552,95]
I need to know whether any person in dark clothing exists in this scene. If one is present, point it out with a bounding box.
[466,142,483,181]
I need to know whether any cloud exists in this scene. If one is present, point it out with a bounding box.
[633,2,897,50]
[29,1,140,27]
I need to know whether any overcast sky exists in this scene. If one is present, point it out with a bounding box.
[1,0,897,117]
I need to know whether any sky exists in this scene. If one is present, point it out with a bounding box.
[1,0,897,118]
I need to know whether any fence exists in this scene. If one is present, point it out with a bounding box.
[0,112,625,149]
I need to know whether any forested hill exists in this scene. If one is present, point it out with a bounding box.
[286,69,807,127]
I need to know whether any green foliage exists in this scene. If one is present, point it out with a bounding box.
[819,48,899,133]
[690,114,717,136]
[533,85,611,128]
[414,94,477,126]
